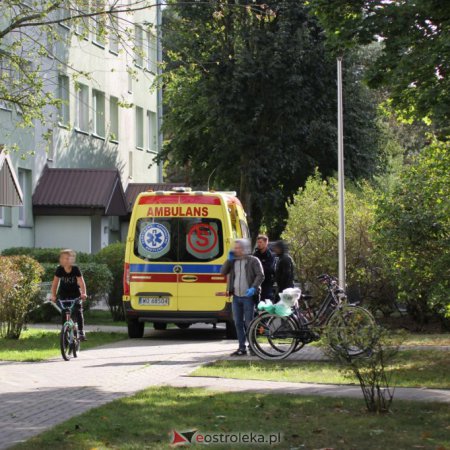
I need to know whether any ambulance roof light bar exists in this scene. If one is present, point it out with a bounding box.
[171,187,192,193]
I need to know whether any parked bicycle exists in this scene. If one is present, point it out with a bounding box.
[248,274,375,360]
[47,299,82,361]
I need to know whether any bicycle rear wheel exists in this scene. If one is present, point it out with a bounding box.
[326,305,375,357]
[72,329,79,358]
[60,324,72,361]
[248,313,298,360]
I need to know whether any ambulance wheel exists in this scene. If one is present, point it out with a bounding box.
[176,323,191,329]
[225,321,237,339]
[128,320,145,338]
[153,322,167,330]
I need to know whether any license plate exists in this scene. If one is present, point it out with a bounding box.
[138,296,170,306]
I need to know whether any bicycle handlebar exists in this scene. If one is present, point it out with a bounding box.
[44,299,81,314]
[316,274,345,293]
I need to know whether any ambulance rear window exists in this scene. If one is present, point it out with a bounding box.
[134,218,223,262]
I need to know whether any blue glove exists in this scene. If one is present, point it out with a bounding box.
[246,287,256,297]
[228,250,234,261]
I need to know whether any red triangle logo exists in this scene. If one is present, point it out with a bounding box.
[171,430,189,446]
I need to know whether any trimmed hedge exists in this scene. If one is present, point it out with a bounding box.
[3,246,119,322]
[28,262,113,323]
[1,247,94,263]
[40,262,113,301]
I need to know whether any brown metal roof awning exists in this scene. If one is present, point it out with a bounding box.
[125,182,184,212]
[0,146,23,207]
[33,166,127,216]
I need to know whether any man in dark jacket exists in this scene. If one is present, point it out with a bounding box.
[273,240,295,298]
[221,239,264,356]
[253,234,275,302]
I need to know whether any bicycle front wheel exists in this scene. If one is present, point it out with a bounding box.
[60,324,72,361]
[326,305,375,357]
[248,313,298,360]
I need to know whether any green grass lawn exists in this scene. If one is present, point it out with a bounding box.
[83,309,125,327]
[310,332,450,348]
[193,350,450,389]
[0,329,126,362]
[12,386,450,450]
[390,332,450,347]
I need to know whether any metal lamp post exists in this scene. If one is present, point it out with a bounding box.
[337,56,346,289]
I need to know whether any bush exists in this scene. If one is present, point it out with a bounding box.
[95,242,126,321]
[282,172,397,312]
[1,247,94,263]
[324,324,402,413]
[0,256,44,339]
[28,262,113,323]
[373,141,450,327]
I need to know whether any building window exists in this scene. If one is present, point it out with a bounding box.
[0,206,11,226]
[135,106,144,149]
[0,58,12,111]
[59,2,71,30]
[18,169,30,226]
[75,0,90,37]
[147,110,157,152]
[58,74,70,126]
[46,32,55,59]
[135,25,143,67]
[109,96,119,142]
[147,31,157,73]
[93,89,105,137]
[76,83,89,132]
[92,0,106,47]
[128,151,133,179]
[46,128,54,161]
[127,71,133,94]
[109,15,119,54]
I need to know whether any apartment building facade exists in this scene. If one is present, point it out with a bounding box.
[0,1,162,252]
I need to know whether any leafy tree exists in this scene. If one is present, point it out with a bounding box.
[373,141,450,326]
[161,0,385,237]
[311,0,450,137]
[95,242,126,321]
[0,0,156,132]
[282,172,396,312]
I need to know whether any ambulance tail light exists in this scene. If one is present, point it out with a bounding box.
[123,263,130,295]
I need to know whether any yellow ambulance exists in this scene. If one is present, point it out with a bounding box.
[123,188,250,338]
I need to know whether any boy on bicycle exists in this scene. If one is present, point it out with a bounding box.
[50,249,88,341]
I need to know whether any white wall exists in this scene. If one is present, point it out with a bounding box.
[0,3,161,252]
[35,216,92,253]
[51,6,160,185]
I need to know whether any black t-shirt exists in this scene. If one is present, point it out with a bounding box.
[55,265,82,299]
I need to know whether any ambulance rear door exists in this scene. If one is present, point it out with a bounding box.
[177,196,228,312]
[129,213,179,311]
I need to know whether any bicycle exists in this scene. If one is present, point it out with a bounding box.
[48,299,82,361]
[247,274,375,360]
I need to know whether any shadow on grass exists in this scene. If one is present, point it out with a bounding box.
[0,386,129,449]
[196,349,450,390]
[12,386,450,450]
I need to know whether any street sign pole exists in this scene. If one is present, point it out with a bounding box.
[337,56,346,289]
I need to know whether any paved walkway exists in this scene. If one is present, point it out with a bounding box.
[0,334,236,449]
[168,376,450,403]
[1,328,449,449]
